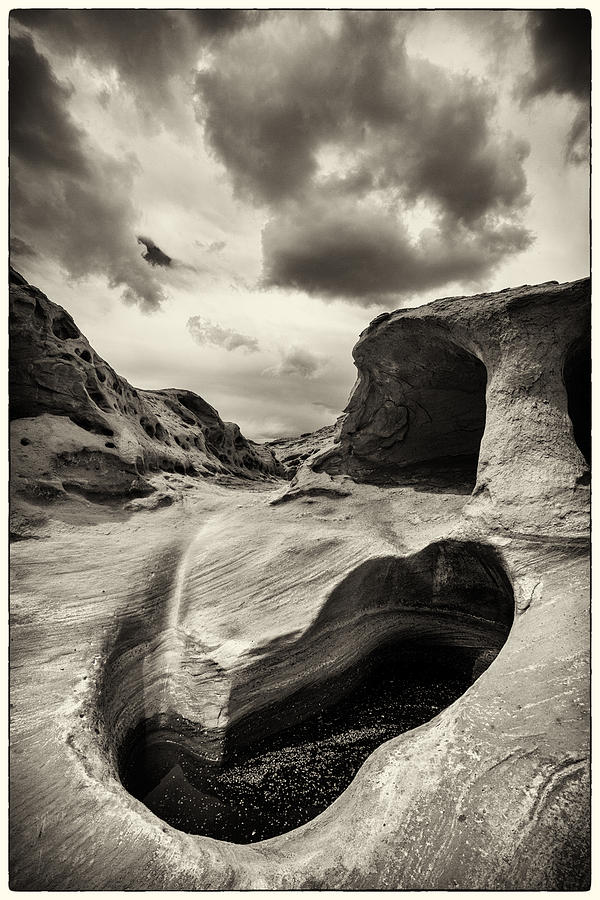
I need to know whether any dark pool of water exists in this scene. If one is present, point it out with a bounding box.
[121,644,487,843]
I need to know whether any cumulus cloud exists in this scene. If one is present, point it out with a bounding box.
[10,10,582,313]
[11,9,262,131]
[137,236,172,268]
[9,33,167,311]
[521,10,590,102]
[195,12,410,205]
[195,10,532,301]
[521,10,590,167]
[187,316,259,352]
[262,194,533,305]
[268,347,323,378]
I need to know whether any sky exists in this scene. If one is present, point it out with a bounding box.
[9,7,590,442]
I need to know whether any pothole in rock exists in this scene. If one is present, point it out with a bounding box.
[114,540,514,844]
[119,642,504,844]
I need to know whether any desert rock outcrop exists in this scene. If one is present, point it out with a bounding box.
[315,279,590,535]
[10,267,284,520]
[10,274,590,890]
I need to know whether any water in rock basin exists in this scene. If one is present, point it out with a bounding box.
[121,643,492,843]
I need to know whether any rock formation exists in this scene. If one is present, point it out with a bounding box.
[9,273,590,890]
[9,266,284,527]
[315,279,590,536]
[267,424,338,477]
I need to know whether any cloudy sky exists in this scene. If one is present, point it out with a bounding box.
[9,7,590,441]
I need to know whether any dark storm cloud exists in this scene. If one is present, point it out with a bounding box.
[190,10,264,38]
[194,10,532,300]
[187,316,259,353]
[11,9,263,130]
[195,11,414,205]
[9,31,87,175]
[195,11,528,221]
[137,236,172,268]
[520,11,590,168]
[12,9,193,129]
[10,34,166,311]
[522,10,591,102]
[10,10,538,307]
[262,199,533,304]
[373,59,530,225]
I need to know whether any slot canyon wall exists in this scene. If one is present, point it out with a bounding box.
[9,271,590,889]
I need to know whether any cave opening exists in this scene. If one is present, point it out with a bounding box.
[327,332,488,494]
[399,343,488,494]
[116,540,513,845]
[563,333,591,466]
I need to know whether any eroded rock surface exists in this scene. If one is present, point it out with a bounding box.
[315,279,590,535]
[10,267,284,518]
[268,424,338,476]
[9,274,590,890]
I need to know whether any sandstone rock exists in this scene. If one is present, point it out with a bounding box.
[9,274,590,890]
[315,279,590,536]
[124,491,175,512]
[270,465,352,505]
[9,266,285,515]
[268,424,339,476]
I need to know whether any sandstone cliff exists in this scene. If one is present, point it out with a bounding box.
[9,267,284,516]
[314,278,590,536]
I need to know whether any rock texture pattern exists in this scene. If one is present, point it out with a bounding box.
[10,274,590,890]
[10,266,284,517]
[316,279,590,535]
[268,424,338,476]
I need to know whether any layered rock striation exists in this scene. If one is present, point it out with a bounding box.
[267,424,338,477]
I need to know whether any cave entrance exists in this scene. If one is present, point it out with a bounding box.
[333,330,488,494]
[394,341,488,494]
[117,540,513,844]
[564,333,591,466]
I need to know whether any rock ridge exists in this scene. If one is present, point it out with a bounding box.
[9,267,285,512]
